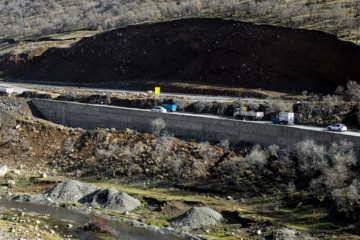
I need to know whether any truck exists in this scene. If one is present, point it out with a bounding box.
[233,107,264,120]
[0,87,14,96]
[272,112,294,125]
[161,104,177,112]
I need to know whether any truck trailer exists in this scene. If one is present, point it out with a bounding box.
[161,104,177,112]
[272,112,294,125]
[0,87,14,96]
[233,108,264,120]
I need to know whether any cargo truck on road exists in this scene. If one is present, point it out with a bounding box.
[0,87,13,96]
[233,107,264,120]
[272,112,294,125]
[161,104,177,112]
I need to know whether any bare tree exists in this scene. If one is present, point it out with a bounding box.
[294,139,327,177]
[150,118,167,137]
[345,80,360,104]
[219,139,230,153]
[331,0,354,36]
[244,144,268,175]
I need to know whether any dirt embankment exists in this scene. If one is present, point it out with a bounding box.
[1,18,360,94]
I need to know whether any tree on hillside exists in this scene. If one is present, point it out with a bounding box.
[331,0,354,36]
[150,118,167,137]
[244,144,268,176]
[345,80,360,104]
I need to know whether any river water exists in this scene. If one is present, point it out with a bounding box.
[0,198,185,240]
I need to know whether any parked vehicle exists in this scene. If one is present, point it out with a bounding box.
[0,87,14,96]
[327,123,347,132]
[150,106,167,113]
[272,112,294,125]
[161,104,177,112]
[233,107,264,120]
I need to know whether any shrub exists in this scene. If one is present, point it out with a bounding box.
[83,214,114,233]
[266,144,280,156]
[167,153,185,178]
[221,156,244,180]
[331,180,360,213]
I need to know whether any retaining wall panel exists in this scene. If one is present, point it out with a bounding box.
[32,99,360,155]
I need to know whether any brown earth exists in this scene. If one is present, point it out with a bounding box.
[1,18,360,95]
[0,97,224,183]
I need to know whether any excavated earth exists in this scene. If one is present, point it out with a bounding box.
[1,18,360,94]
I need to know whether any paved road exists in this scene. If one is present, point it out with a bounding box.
[2,79,359,137]
[0,79,296,102]
[148,110,360,136]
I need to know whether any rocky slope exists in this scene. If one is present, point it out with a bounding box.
[1,18,360,94]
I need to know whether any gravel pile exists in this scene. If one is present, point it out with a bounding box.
[261,228,320,240]
[79,187,141,212]
[171,207,223,227]
[2,180,141,212]
[44,180,100,202]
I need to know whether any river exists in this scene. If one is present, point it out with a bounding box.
[0,198,185,240]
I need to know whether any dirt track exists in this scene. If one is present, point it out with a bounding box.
[1,18,360,94]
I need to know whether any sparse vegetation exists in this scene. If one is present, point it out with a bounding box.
[1,0,359,44]
[83,214,114,233]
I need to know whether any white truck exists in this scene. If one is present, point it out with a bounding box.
[0,87,14,96]
[233,108,264,120]
[272,112,294,125]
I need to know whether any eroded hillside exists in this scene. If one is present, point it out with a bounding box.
[1,18,360,94]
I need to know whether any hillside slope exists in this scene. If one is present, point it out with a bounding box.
[1,18,360,94]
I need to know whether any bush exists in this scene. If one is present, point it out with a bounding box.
[83,215,114,233]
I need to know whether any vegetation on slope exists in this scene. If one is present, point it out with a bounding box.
[1,0,359,43]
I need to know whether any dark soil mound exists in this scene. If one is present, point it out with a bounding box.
[1,18,360,94]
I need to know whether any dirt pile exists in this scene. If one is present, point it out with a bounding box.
[1,18,360,94]
[171,207,224,227]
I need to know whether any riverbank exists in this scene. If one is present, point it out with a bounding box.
[0,178,350,240]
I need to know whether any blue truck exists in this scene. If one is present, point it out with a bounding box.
[161,104,177,112]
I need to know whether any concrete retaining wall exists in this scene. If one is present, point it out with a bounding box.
[32,99,360,155]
